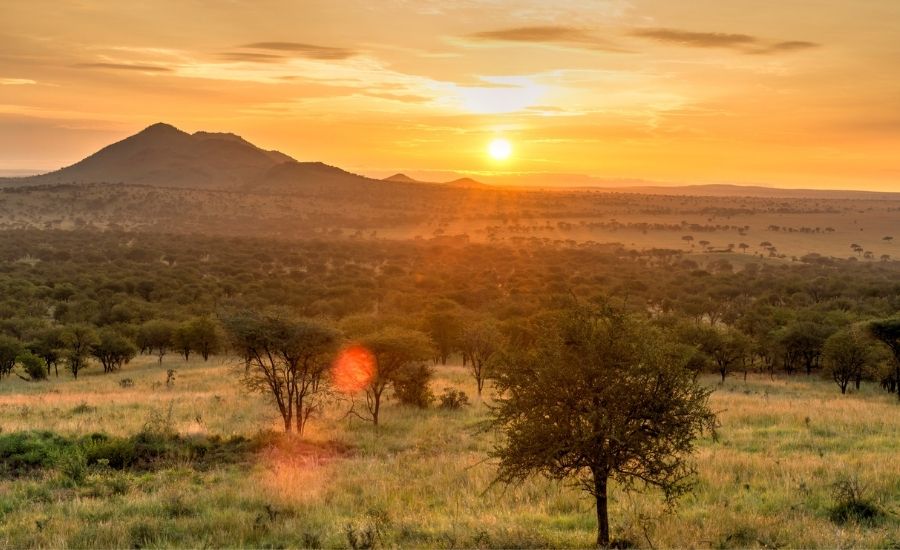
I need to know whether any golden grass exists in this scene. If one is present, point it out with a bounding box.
[0,356,897,548]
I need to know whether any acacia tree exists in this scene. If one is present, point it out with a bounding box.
[91,329,137,373]
[30,327,65,377]
[423,304,462,365]
[224,312,339,434]
[491,304,715,547]
[137,319,177,364]
[62,324,99,379]
[360,327,433,426]
[869,317,900,401]
[0,335,23,379]
[821,328,873,394]
[460,318,502,397]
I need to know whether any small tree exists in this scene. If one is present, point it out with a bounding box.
[91,329,137,373]
[0,335,23,379]
[460,318,502,397]
[187,317,221,361]
[822,329,873,393]
[360,327,433,426]
[62,324,99,379]
[224,312,340,434]
[491,304,715,547]
[137,319,177,364]
[29,327,65,377]
[423,304,462,365]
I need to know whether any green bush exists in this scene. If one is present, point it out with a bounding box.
[438,388,469,410]
[392,364,434,408]
[0,431,74,475]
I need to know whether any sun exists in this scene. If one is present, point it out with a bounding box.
[488,138,512,160]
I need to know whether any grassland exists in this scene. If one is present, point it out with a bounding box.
[0,356,898,548]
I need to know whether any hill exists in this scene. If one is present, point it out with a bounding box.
[2,123,297,191]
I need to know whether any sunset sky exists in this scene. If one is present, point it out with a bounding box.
[1,0,899,190]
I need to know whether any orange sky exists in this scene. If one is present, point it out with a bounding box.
[1,1,899,190]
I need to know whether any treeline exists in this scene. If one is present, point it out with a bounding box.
[0,229,897,399]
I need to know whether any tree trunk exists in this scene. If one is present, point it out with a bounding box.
[594,472,610,547]
[372,392,381,426]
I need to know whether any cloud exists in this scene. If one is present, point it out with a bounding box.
[0,78,37,85]
[467,25,627,53]
[750,41,820,54]
[630,28,819,55]
[219,52,286,63]
[74,62,172,72]
[239,42,357,60]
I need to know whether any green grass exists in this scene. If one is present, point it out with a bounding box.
[0,356,898,548]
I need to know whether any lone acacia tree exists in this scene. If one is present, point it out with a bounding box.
[490,304,715,547]
[224,312,340,435]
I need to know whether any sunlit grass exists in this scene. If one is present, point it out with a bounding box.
[0,357,897,547]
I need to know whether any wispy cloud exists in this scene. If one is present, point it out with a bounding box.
[239,42,358,60]
[750,41,820,55]
[0,78,37,85]
[74,62,172,72]
[630,28,819,55]
[467,25,628,53]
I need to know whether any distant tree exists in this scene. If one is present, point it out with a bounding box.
[0,335,23,379]
[187,317,221,360]
[62,324,99,379]
[91,329,137,373]
[224,312,340,434]
[491,304,715,547]
[29,327,65,377]
[869,318,900,401]
[359,327,433,426]
[137,319,177,364]
[423,304,462,365]
[684,325,751,382]
[822,329,873,394]
[460,318,502,397]
[173,321,194,361]
[779,322,830,375]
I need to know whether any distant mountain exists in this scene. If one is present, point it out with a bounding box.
[445,177,488,188]
[383,173,421,183]
[4,123,298,190]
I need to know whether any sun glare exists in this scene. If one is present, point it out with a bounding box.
[488,138,512,161]
[332,345,376,394]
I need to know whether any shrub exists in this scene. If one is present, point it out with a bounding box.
[0,431,73,475]
[392,363,434,408]
[17,352,47,381]
[55,447,87,484]
[829,477,884,526]
[438,388,469,410]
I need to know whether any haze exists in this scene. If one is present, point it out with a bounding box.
[2,0,899,191]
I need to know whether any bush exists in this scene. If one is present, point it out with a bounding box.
[438,388,469,410]
[392,364,434,408]
[0,431,73,475]
[17,352,47,381]
[83,436,138,469]
[829,477,884,526]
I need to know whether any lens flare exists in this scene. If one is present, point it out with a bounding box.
[332,345,376,394]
